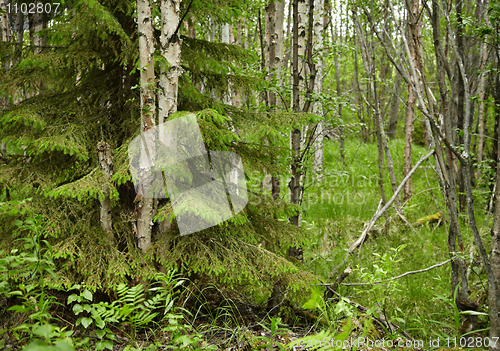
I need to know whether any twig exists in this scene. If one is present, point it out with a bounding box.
[357,199,383,254]
[167,0,195,45]
[392,204,416,232]
[321,259,451,287]
[383,187,441,227]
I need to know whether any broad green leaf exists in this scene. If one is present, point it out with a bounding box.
[82,289,93,301]
[73,304,83,315]
[95,329,106,339]
[80,317,93,329]
[67,294,79,304]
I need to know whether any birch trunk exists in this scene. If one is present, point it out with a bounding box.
[403,0,422,202]
[265,1,285,197]
[490,124,500,346]
[387,40,404,139]
[136,0,157,253]
[313,0,325,175]
[32,3,44,54]
[159,0,182,124]
[0,0,10,111]
[353,30,367,142]
[387,68,402,139]
[426,0,472,308]
[283,1,292,95]
[353,11,386,205]
[157,0,182,237]
[476,1,490,180]
[454,0,466,213]
[0,0,10,42]
[15,9,22,46]
[333,5,345,166]
[232,20,243,108]
[289,0,306,227]
[98,141,115,244]
[266,0,285,107]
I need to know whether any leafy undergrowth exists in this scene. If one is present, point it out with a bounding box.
[0,215,436,351]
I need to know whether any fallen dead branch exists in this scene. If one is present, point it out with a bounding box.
[329,150,435,281]
[321,258,451,287]
[349,150,435,254]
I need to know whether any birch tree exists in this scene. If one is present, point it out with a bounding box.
[0,0,10,43]
[98,141,115,244]
[265,0,285,108]
[313,0,325,175]
[364,0,499,341]
[353,10,387,206]
[402,0,423,202]
[476,0,491,181]
[265,0,285,199]
[135,0,156,253]
[289,0,308,227]
[158,0,182,124]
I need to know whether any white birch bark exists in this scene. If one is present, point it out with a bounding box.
[290,0,307,227]
[266,0,285,107]
[158,0,182,124]
[312,0,324,176]
[221,23,232,105]
[0,0,9,111]
[136,0,156,253]
[232,20,243,108]
[33,2,44,54]
[156,0,182,235]
[476,0,491,180]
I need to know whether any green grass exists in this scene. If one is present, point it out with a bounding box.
[302,137,491,339]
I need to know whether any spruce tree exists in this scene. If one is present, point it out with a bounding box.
[0,0,315,302]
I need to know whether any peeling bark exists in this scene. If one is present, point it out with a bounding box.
[158,0,182,124]
[136,0,157,253]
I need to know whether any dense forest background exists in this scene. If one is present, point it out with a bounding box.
[1,0,500,349]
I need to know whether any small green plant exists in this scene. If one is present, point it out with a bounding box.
[66,271,209,349]
[354,244,406,335]
[250,317,291,350]
[67,286,116,350]
[17,324,77,351]
[302,284,355,332]
[0,216,85,350]
[0,216,59,297]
